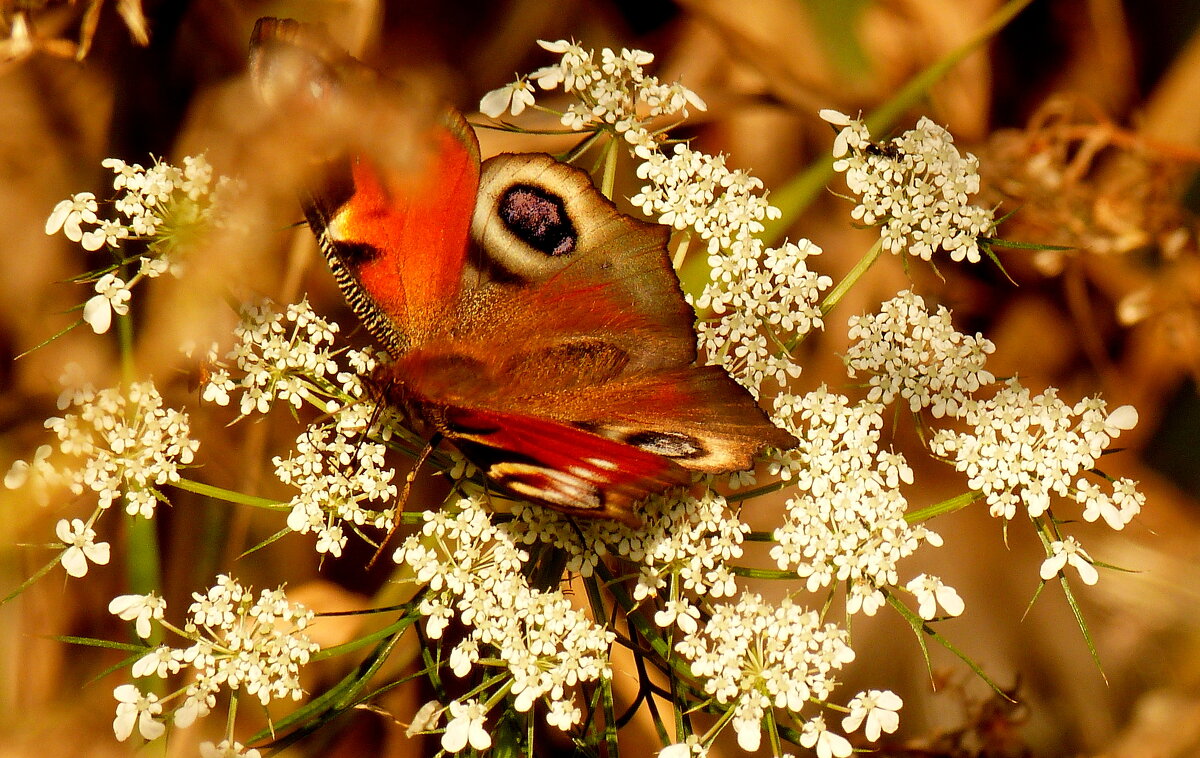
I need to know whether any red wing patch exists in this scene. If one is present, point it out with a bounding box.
[440,405,690,526]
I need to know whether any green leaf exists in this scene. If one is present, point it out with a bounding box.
[905,490,985,523]
[886,591,1014,701]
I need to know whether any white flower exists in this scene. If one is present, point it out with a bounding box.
[479,78,537,117]
[449,639,478,677]
[112,684,165,741]
[82,274,132,334]
[199,740,261,758]
[659,737,707,757]
[1041,537,1098,585]
[845,291,995,418]
[39,379,197,518]
[206,299,344,419]
[674,592,856,751]
[441,699,491,753]
[929,378,1145,534]
[1105,404,1139,432]
[546,699,582,730]
[905,574,964,619]
[842,689,903,740]
[769,389,933,613]
[80,219,128,251]
[826,113,994,262]
[406,700,443,737]
[56,518,110,577]
[819,108,853,127]
[109,593,167,639]
[799,715,853,758]
[45,192,98,240]
[4,444,62,504]
[112,574,318,739]
[178,576,320,706]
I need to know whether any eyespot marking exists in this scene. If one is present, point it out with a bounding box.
[498,184,577,257]
[624,430,706,459]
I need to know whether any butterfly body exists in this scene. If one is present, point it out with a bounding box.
[251,18,796,525]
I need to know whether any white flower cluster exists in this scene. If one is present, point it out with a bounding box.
[845,290,997,418]
[480,39,706,158]
[202,299,350,417]
[275,401,398,557]
[673,592,899,755]
[108,575,319,744]
[6,378,198,577]
[632,144,782,253]
[45,155,234,333]
[393,497,614,744]
[821,110,995,263]
[507,489,751,614]
[693,238,831,397]
[929,379,1142,541]
[769,388,944,617]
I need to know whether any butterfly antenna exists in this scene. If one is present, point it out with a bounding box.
[367,432,442,569]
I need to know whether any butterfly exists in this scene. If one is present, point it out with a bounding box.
[249,18,796,526]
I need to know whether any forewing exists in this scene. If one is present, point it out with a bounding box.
[250,17,481,353]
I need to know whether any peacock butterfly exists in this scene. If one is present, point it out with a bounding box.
[249,18,797,526]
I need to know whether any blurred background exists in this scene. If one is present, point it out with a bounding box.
[1,0,1199,755]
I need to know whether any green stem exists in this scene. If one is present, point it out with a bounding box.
[821,238,882,318]
[786,238,883,351]
[601,137,619,201]
[115,312,158,595]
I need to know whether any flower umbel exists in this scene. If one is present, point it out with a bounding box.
[929,378,1141,532]
[109,575,319,741]
[821,109,996,263]
[846,290,996,418]
[394,497,614,733]
[480,39,705,158]
[45,154,235,334]
[7,378,198,523]
[674,593,864,753]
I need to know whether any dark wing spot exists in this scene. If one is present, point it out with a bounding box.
[624,430,706,460]
[498,184,577,257]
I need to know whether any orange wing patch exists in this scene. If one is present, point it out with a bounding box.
[325,123,480,339]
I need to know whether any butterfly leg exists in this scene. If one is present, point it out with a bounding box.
[367,432,443,568]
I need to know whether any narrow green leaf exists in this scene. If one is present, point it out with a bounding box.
[1058,574,1107,681]
[905,490,985,523]
[886,591,1014,701]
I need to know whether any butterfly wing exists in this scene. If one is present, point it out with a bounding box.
[250,17,481,352]
[436,406,689,526]
[415,153,798,466]
[252,18,795,524]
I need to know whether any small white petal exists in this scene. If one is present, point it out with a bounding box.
[83,294,113,333]
[1106,405,1138,431]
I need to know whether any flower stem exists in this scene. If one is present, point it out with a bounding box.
[820,238,882,318]
[172,477,287,509]
[601,137,619,201]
